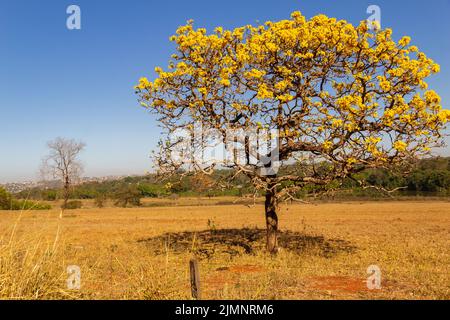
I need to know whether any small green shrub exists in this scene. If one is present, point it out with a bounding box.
[94,194,107,208]
[0,187,13,209]
[12,200,52,210]
[114,186,142,207]
[41,190,58,201]
[61,200,83,210]
[0,187,51,210]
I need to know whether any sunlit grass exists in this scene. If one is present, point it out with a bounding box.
[0,199,448,299]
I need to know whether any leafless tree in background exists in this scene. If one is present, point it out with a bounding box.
[41,137,85,211]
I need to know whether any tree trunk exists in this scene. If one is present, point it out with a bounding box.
[265,185,278,254]
[63,176,70,210]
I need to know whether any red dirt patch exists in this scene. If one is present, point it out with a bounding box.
[309,276,371,293]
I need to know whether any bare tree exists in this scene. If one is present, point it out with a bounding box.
[41,137,86,210]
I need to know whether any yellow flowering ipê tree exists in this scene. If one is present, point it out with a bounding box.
[136,12,449,254]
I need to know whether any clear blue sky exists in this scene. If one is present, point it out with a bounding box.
[1,0,449,182]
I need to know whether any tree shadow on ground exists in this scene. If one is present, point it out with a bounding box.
[138,228,356,259]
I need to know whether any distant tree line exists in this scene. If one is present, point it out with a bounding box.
[360,157,450,194]
[12,157,450,206]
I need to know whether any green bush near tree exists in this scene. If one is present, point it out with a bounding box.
[94,193,107,208]
[114,185,142,207]
[61,200,83,210]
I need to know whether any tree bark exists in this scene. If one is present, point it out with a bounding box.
[63,175,70,210]
[265,184,278,254]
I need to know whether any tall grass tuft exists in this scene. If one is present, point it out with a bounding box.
[0,210,77,299]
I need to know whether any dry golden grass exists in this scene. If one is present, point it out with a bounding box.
[0,199,449,300]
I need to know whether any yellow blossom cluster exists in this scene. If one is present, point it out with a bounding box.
[135,11,448,166]
[393,141,408,152]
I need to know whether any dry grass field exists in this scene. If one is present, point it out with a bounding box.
[0,199,449,300]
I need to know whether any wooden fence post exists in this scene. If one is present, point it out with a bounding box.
[189,258,201,300]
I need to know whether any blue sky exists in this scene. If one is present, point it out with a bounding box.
[1,0,449,182]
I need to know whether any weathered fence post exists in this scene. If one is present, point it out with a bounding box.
[189,258,201,300]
